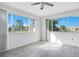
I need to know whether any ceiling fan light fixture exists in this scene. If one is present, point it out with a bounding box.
[31,2,54,10]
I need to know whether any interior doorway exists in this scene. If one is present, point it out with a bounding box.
[46,19,62,44]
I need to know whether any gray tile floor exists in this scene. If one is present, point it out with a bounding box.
[0,41,79,57]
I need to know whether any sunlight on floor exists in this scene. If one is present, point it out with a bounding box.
[40,32,63,50]
[39,42,63,50]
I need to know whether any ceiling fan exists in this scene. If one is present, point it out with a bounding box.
[31,2,54,10]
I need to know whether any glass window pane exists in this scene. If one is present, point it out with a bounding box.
[8,14,36,32]
[30,19,36,32]
[49,20,53,31]
[8,14,12,32]
[52,16,79,32]
[12,15,30,32]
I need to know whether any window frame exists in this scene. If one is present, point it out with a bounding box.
[8,13,36,33]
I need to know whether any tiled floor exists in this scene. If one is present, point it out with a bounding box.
[0,41,79,57]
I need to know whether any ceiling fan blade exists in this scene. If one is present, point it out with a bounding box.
[31,2,40,5]
[45,2,54,6]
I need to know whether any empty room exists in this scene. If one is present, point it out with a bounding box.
[0,2,79,57]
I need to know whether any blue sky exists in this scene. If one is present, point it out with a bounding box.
[56,16,79,28]
[8,14,31,27]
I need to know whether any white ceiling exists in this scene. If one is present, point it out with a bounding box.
[1,2,79,17]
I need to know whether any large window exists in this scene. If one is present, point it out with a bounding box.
[8,14,36,32]
[48,16,79,32]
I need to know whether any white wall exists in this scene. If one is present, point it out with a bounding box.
[43,9,79,47]
[52,32,79,46]
[40,19,47,41]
